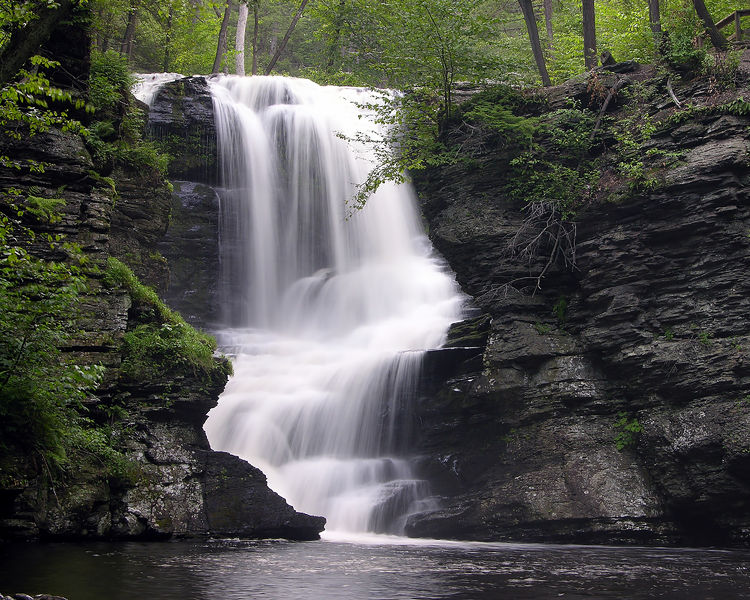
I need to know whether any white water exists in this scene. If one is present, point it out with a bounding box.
[203,75,464,534]
[132,72,185,106]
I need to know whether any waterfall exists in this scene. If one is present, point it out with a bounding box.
[203,75,463,535]
[132,72,185,106]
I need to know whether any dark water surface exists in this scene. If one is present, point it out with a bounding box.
[2,535,749,599]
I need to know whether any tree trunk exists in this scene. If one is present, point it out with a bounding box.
[326,0,346,70]
[692,0,728,50]
[582,0,597,70]
[251,0,260,75]
[163,6,174,72]
[264,0,310,76]
[519,0,551,86]
[543,0,554,49]
[648,0,661,35]
[212,1,233,73]
[120,0,139,60]
[236,1,249,75]
[0,0,75,86]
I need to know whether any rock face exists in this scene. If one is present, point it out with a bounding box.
[159,180,222,326]
[407,65,750,546]
[149,77,223,328]
[147,76,218,184]
[0,92,324,541]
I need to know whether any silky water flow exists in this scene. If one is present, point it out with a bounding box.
[203,76,464,535]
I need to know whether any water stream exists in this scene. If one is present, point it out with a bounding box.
[201,76,463,534]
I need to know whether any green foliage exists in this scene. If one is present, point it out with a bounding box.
[661,5,707,74]
[552,296,568,325]
[534,321,551,335]
[348,89,459,209]
[83,58,171,177]
[704,49,741,90]
[508,153,597,218]
[613,104,680,193]
[665,97,750,127]
[0,56,88,172]
[104,258,226,380]
[614,411,643,450]
[502,102,599,218]
[0,205,105,474]
[89,50,133,113]
[120,322,218,380]
[455,86,541,148]
[25,195,67,223]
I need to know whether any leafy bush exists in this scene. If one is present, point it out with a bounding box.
[89,50,133,113]
[614,412,643,450]
[661,7,706,74]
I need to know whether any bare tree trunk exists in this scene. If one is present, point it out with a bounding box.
[163,6,174,72]
[582,0,597,70]
[543,0,554,49]
[692,0,728,50]
[518,0,551,86]
[264,0,310,75]
[251,0,260,75]
[648,0,661,34]
[212,1,233,73]
[236,1,249,75]
[0,0,75,86]
[120,0,139,61]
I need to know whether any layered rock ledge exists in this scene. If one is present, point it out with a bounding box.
[408,63,750,546]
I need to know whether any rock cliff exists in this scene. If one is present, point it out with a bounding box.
[407,62,750,546]
[0,83,324,541]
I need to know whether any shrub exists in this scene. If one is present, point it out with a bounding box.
[89,50,133,113]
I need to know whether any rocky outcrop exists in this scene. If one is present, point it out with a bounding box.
[144,77,223,328]
[408,64,750,546]
[0,105,324,541]
[158,180,222,327]
[147,76,218,184]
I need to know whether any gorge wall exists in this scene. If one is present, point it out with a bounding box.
[407,62,750,546]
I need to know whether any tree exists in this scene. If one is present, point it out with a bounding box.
[582,0,597,70]
[265,0,310,75]
[120,0,139,60]
[212,1,233,73]
[543,0,554,49]
[648,0,661,35]
[251,0,260,75]
[692,0,728,50]
[0,0,76,86]
[163,4,174,71]
[518,0,551,87]
[236,0,248,75]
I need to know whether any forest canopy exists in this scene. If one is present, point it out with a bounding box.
[79,0,749,86]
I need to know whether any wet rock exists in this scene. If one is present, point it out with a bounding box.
[203,451,325,540]
[147,76,218,184]
[158,181,222,327]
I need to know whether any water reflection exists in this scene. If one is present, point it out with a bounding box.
[2,537,749,599]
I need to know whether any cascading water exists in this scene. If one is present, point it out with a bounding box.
[203,75,464,535]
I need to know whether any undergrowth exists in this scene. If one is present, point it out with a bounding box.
[104,258,229,381]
